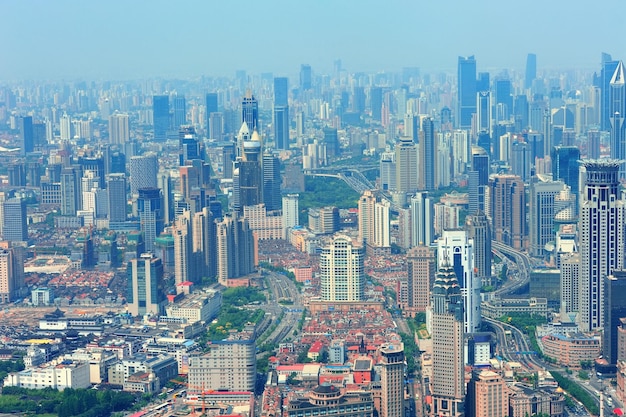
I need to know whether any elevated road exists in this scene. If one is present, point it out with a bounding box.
[491,241,532,298]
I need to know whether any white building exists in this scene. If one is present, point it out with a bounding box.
[4,359,90,390]
[165,290,221,324]
[320,235,364,302]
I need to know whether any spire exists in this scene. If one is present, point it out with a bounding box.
[610,61,625,85]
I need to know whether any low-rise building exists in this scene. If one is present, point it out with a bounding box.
[287,384,374,417]
[541,333,600,368]
[508,384,564,417]
[108,354,178,390]
[165,289,221,324]
[4,359,90,390]
[481,297,548,320]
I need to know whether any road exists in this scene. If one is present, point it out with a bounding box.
[491,241,532,298]
[259,270,304,346]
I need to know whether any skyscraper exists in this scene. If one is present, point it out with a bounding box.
[127,253,165,316]
[410,192,434,247]
[0,247,24,304]
[233,129,262,213]
[60,166,81,216]
[465,211,492,287]
[494,78,513,122]
[457,55,477,129]
[192,207,217,281]
[206,92,219,136]
[431,263,465,417]
[379,343,405,417]
[467,370,508,417]
[173,210,194,285]
[489,174,527,250]
[262,151,282,211]
[601,56,620,131]
[107,173,127,224]
[609,61,626,178]
[320,235,364,302]
[109,112,129,145]
[2,198,27,243]
[242,91,259,131]
[137,187,164,253]
[153,95,170,141]
[419,117,436,191]
[468,146,489,214]
[172,95,186,129]
[604,272,626,367]
[370,87,383,122]
[579,160,626,332]
[394,137,418,197]
[551,146,581,206]
[18,116,33,155]
[300,64,312,91]
[525,53,537,90]
[438,229,480,334]
[216,213,255,285]
[282,194,299,235]
[529,178,567,257]
[358,190,391,250]
[406,245,435,314]
[273,105,290,150]
[129,153,158,195]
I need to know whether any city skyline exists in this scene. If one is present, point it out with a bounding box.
[1,1,626,80]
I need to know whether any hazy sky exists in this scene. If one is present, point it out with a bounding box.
[1,0,625,80]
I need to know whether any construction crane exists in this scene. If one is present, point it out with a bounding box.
[169,379,218,417]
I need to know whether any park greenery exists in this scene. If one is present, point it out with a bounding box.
[551,371,599,415]
[298,176,359,224]
[499,313,547,359]
[222,286,266,306]
[0,386,135,417]
[0,359,24,381]
[399,332,419,376]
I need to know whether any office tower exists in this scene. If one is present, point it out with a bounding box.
[129,153,158,195]
[494,78,512,122]
[467,370,508,417]
[300,64,312,91]
[106,173,127,224]
[188,324,256,392]
[241,91,258,131]
[323,127,339,157]
[560,253,581,315]
[510,141,531,182]
[282,194,299,234]
[208,112,223,141]
[18,116,33,155]
[406,245,435,313]
[525,53,537,89]
[579,160,626,332]
[320,235,364,302]
[172,95,186,129]
[410,192,434,247]
[588,129,601,159]
[178,126,199,164]
[60,166,80,216]
[173,210,194,285]
[419,117,436,191]
[205,92,218,134]
[379,343,405,417]
[468,146,489,214]
[127,253,165,316]
[262,151,281,211]
[358,190,390,250]
[395,137,418,197]
[466,211,492,287]
[352,86,366,114]
[404,114,419,143]
[8,163,25,187]
[59,113,72,140]
[476,90,491,133]
[431,263,465,417]
[308,207,339,235]
[380,151,396,191]
[0,248,17,303]
[489,174,527,250]
[192,207,217,281]
[601,56,620,131]
[216,213,255,285]
[137,187,164,253]
[514,94,529,131]
[153,95,169,141]
[78,156,106,189]
[528,178,567,257]
[438,229,480,334]
[551,146,580,203]
[2,198,27,243]
[273,77,290,150]
[370,87,383,122]
[233,129,262,213]
[457,55,477,129]
[609,61,626,178]
[604,271,626,366]
[109,112,129,145]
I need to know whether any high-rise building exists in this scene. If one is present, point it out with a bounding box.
[468,146,490,214]
[489,174,527,250]
[172,95,186,129]
[579,160,626,332]
[153,95,170,141]
[494,78,513,122]
[109,112,129,145]
[601,56,620,131]
[379,343,405,417]
[457,55,477,129]
[467,370,508,417]
[106,173,127,224]
[419,117,436,191]
[262,151,281,211]
[358,190,390,250]
[551,146,581,206]
[179,126,200,166]
[320,235,364,302]
[395,137,418,197]
[282,194,299,235]
[233,129,262,213]
[216,213,255,285]
[604,271,626,367]
[173,210,193,285]
[431,263,465,417]
[300,64,312,91]
[476,91,491,134]
[529,178,567,257]
[380,151,396,191]
[18,116,33,155]
[242,91,258,131]
[406,245,435,313]
[465,211,492,287]
[137,187,164,252]
[2,198,27,243]
[274,77,290,150]
[205,92,218,135]
[370,87,383,122]
[192,207,217,281]
[127,253,165,316]
[609,61,626,178]
[208,112,223,141]
[157,171,173,226]
[129,153,158,195]
[60,166,81,216]
[410,192,434,247]
[560,253,581,315]
[525,53,537,90]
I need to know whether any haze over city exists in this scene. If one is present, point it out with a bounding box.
[2,0,626,79]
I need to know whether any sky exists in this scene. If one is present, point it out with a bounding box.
[1,0,625,80]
